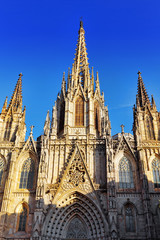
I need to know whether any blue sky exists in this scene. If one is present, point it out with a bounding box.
[0,0,160,139]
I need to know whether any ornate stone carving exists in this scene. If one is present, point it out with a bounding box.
[62,152,92,192]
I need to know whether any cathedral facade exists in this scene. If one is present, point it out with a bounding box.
[0,21,160,240]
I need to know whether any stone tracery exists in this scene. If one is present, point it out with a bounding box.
[66,216,88,239]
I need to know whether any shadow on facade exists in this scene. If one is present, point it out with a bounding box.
[0,173,160,240]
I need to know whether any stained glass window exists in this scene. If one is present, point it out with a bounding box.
[125,205,135,232]
[18,205,27,231]
[119,157,134,189]
[75,97,84,126]
[19,158,34,189]
[152,158,160,188]
[0,158,4,185]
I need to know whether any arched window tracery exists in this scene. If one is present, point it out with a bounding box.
[152,158,160,188]
[19,158,35,189]
[0,158,4,185]
[66,217,87,239]
[75,97,84,126]
[18,204,27,231]
[125,204,135,232]
[119,157,134,189]
[94,101,101,134]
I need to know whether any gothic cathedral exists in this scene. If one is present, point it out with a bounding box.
[0,21,160,240]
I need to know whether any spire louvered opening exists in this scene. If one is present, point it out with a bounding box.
[94,101,101,134]
[59,101,65,133]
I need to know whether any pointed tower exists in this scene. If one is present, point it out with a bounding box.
[53,20,111,138]
[133,71,160,143]
[137,71,150,108]
[34,22,111,239]
[133,71,159,239]
[0,73,26,142]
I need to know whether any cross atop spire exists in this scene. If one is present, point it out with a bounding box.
[137,71,150,107]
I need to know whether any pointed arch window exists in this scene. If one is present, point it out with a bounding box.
[18,205,27,231]
[119,157,134,189]
[19,158,35,189]
[94,101,101,134]
[152,158,160,188]
[125,204,135,232]
[59,101,65,133]
[75,97,84,126]
[146,115,154,140]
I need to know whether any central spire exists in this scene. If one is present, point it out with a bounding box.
[71,20,90,89]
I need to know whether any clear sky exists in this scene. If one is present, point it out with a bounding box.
[0,0,160,139]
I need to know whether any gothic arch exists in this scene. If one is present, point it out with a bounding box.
[148,153,160,169]
[14,201,29,233]
[122,201,137,234]
[114,152,137,190]
[42,192,107,239]
[15,200,30,214]
[65,215,88,239]
[151,158,160,189]
[144,110,155,140]
[59,100,65,133]
[94,100,101,134]
[15,151,38,191]
[118,156,134,189]
[148,154,160,190]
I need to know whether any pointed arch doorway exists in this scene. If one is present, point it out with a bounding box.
[41,192,108,239]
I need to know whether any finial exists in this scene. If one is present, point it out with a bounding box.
[80,17,83,28]
[30,125,34,136]
[151,94,156,109]
[19,73,23,78]
[120,124,125,134]
[91,67,94,77]
[96,71,99,83]
[137,71,142,78]
[63,72,65,80]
